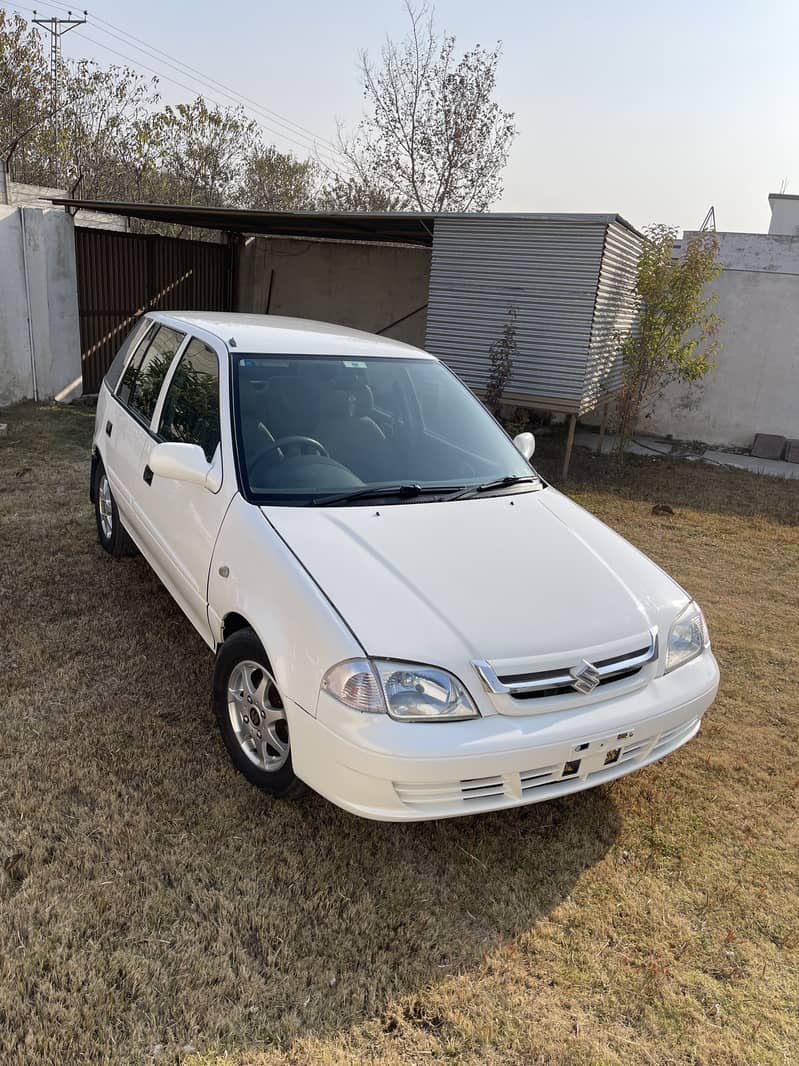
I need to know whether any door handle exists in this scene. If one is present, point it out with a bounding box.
[105,420,112,437]
[143,465,153,485]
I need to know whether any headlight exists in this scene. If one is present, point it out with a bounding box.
[321,659,480,722]
[665,601,710,673]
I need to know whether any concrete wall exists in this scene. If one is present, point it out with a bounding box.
[0,205,82,406]
[767,193,799,236]
[643,231,799,447]
[236,236,431,347]
[7,179,129,232]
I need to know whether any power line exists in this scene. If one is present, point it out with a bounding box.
[19,0,347,166]
[65,2,344,157]
[78,28,344,175]
[73,27,344,170]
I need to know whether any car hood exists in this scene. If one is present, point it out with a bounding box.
[261,488,688,665]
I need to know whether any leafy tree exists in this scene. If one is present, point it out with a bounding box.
[485,306,518,414]
[59,61,159,199]
[0,11,50,180]
[316,170,405,212]
[145,98,260,208]
[337,1,517,211]
[0,13,322,220]
[615,225,722,454]
[237,145,319,210]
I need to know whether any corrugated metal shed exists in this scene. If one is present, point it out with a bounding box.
[425,214,641,415]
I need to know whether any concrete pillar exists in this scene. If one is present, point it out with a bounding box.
[0,205,82,405]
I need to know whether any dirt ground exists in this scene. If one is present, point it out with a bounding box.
[0,402,796,1066]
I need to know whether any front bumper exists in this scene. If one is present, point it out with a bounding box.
[287,651,719,821]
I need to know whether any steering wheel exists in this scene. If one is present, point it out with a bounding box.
[249,435,330,477]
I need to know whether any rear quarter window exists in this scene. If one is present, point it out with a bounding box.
[118,325,185,424]
[103,319,153,393]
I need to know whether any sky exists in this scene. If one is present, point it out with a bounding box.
[11,0,799,234]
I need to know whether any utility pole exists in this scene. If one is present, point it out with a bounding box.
[32,9,87,188]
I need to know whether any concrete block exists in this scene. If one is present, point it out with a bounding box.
[784,439,799,464]
[751,433,786,459]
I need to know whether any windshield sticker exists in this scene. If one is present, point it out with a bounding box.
[342,360,367,368]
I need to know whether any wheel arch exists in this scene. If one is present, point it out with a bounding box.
[219,613,277,673]
[221,611,254,644]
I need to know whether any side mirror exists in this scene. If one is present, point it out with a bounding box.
[148,442,214,488]
[513,431,535,461]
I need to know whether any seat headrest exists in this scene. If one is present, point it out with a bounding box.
[266,376,307,409]
[319,385,375,419]
[319,388,352,418]
[351,385,375,417]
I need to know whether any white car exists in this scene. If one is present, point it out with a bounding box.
[90,311,719,821]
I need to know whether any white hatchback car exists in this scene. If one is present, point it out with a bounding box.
[91,311,719,820]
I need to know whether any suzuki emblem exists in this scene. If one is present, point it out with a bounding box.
[569,659,601,694]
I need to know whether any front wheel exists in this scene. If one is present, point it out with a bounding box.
[213,628,306,799]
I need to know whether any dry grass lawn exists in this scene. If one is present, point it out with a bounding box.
[0,402,797,1066]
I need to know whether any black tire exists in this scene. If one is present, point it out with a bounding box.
[213,628,306,799]
[93,459,136,557]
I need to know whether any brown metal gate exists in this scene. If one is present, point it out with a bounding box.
[76,228,232,392]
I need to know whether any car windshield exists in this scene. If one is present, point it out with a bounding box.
[233,353,538,504]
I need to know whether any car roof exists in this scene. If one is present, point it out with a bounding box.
[147,312,433,360]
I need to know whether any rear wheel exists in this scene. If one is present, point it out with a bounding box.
[213,628,306,799]
[93,460,136,557]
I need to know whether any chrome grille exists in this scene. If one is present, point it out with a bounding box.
[473,629,658,701]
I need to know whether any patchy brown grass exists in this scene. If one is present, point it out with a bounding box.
[0,403,797,1066]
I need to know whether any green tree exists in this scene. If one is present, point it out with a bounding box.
[485,306,518,414]
[0,10,50,181]
[337,1,517,211]
[615,225,722,454]
[1,13,324,220]
[145,98,260,208]
[59,60,159,199]
[317,171,406,212]
[236,144,319,210]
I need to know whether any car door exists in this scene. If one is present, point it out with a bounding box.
[132,334,237,643]
[104,321,186,540]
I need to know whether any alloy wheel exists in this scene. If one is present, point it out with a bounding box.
[227,660,290,772]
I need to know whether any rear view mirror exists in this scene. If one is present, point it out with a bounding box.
[513,432,535,461]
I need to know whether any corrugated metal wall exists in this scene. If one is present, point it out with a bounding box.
[76,228,231,393]
[425,215,640,414]
[581,220,641,413]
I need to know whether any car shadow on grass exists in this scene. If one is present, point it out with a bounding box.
[86,557,623,1056]
[1,449,622,1064]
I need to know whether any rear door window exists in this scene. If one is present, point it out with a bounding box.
[158,338,221,462]
[117,325,185,425]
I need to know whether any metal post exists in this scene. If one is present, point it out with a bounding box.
[32,11,87,187]
[597,401,610,455]
[562,413,577,481]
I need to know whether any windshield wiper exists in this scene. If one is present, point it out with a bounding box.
[311,483,458,507]
[447,474,540,501]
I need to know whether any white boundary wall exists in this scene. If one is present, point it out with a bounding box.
[0,205,82,406]
[642,232,799,447]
